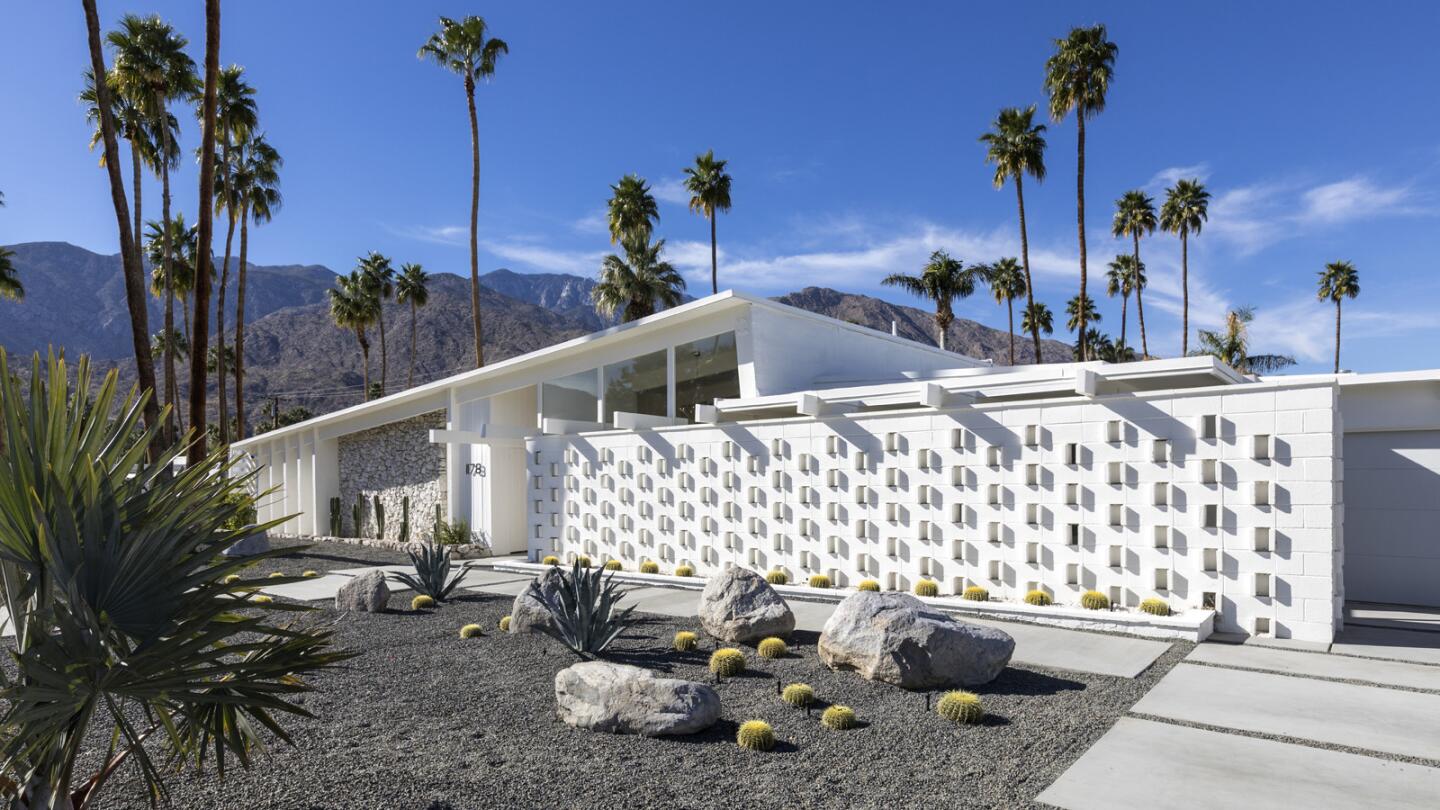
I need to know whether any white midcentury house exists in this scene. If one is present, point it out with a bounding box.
[234,291,1440,644]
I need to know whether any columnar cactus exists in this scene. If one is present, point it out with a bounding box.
[329,497,343,536]
[373,495,386,539]
[398,496,411,543]
[936,690,983,725]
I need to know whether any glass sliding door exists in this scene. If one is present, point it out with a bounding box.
[674,331,740,422]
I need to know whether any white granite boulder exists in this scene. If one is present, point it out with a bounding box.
[554,661,721,736]
[698,567,796,642]
[509,566,566,635]
[819,591,1014,689]
[335,570,390,613]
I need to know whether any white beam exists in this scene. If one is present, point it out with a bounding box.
[694,404,720,424]
[612,411,686,430]
[1076,369,1101,397]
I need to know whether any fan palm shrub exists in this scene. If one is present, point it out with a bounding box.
[0,351,351,809]
[527,560,636,656]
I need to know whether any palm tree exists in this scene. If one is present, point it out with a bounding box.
[79,11,164,460]
[358,252,396,397]
[1317,260,1360,373]
[0,246,19,302]
[230,133,282,439]
[208,65,257,446]
[682,151,732,295]
[1160,178,1210,356]
[1077,328,1115,362]
[607,174,660,246]
[1022,301,1054,341]
[980,105,1047,363]
[592,238,687,323]
[396,262,431,388]
[988,257,1027,365]
[144,214,200,345]
[419,15,508,370]
[328,270,381,400]
[151,328,188,363]
[1044,24,1118,365]
[882,250,985,351]
[107,14,198,446]
[1193,307,1296,374]
[80,68,154,273]
[1112,189,1157,357]
[1065,294,1101,351]
[1105,254,1140,351]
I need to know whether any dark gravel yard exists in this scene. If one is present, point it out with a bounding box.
[98,543,1189,810]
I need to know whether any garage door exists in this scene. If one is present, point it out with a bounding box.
[1344,430,1440,606]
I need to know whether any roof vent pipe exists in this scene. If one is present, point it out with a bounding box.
[891,320,898,336]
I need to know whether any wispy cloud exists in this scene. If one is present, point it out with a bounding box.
[651,177,691,206]
[571,209,608,236]
[1297,177,1422,224]
[386,224,469,246]
[1145,163,1211,192]
[1206,175,1427,256]
[480,240,606,276]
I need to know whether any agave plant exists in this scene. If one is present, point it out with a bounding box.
[529,560,637,656]
[389,543,468,601]
[0,351,353,809]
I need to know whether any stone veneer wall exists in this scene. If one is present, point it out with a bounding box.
[527,383,1343,643]
[338,409,447,541]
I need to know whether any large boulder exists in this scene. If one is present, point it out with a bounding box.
[220,530,270,557]
[335,570,390,613]
[698,567,796,642]
[818,591,1014,689]
[554,661,721,736]
[509,566,566,635]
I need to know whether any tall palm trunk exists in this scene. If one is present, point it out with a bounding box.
[709,212,718,295]
[83,0,162,461]
[408,299,418,388]
[1133,232,1148,358]
[1119,292,1128,349]
[1180,229,1189,356]
[465,74,484,368]
[1075,108,1089,361]
[357,329,371,399]
[1006,299,1015,365]
[234,203,250,438]
[377,304,388,397]
[936,309,951,352]
[216,140,236,445]
[1334,300,1342,373]
[129,142,143,268]
[189,0,220,465]
[160,134,178,445]
[1015,175,1041,363]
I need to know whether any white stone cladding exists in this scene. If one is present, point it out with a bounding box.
[528,381,1344,643]
[338,410,448,541]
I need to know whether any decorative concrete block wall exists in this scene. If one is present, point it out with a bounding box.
[527,382,1343,642]
[338,409,447,540]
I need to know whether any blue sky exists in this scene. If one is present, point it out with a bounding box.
[2,1,1438,373]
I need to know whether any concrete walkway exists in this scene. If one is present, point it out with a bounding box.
[1039,640,1440,809]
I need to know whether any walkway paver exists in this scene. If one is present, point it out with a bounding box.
[1332,624,1440,666]
[1187,642,1440,692]
[1036,717,1440,810]
[1131,663,1440,760]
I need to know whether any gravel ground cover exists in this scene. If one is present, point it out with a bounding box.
[96,544,1190,810]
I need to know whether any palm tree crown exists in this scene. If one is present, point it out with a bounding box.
[1065,294,1101,335]
[1161,178,1211,356]
[1317,260,1360,373]
[0,247,20,302]
[105,15,198,121]
[418,16,509,82]
[683,150,733,295]
[1022,301,1054,337]
[1043,25,1119,122]
[1113,189,1157,242]
[593,238,687,323]
[328,270,381,400]
[882,250,986,351]
[1194,307,1296,375]
[607,174,659,246]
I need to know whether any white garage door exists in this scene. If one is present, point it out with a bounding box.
[1344,430,1440,606]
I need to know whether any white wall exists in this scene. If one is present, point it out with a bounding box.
[527,381,1344,642]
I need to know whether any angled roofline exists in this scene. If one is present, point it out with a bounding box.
[233,290,978,449]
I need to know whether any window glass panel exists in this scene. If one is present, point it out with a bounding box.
[603,350,668,423]
[675,331,740,422]
[542,368,599,423]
